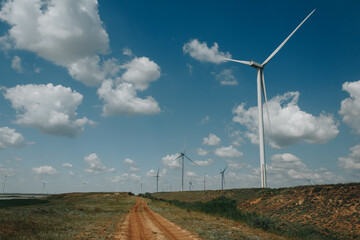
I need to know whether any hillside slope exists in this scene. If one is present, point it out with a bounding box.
[153,183,360,239]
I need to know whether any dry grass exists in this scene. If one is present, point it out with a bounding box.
[0,192,136,239]
[145,198,286,240]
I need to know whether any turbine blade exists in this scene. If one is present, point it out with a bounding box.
[175,154,182,160]
[185,155,198,166]
[261,70,272,133]
[224,58,251,66]
[262,9,316,66]
[224,165,228,172]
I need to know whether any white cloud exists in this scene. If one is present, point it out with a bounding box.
[194,158,213,166]
[0,0,110,86]
[186,63,193,75]
[216,69,237,86]
[183,39,231,64]
[268,153,341,186]
[339,80,360,134]
[0,167,15,176]
[226,159,244,170]
[120,57,160,91]
[203,133,221,146]
[130,167,140,172]
[201,115,210,124]
[146,169,157,177]
[161,168,168,176]
[98,81,160,116]
[69,171,75,176]
[123,158,135,165]
[32,165,58,176]
[232,91,339,148]
[229,130,245,147]
[214,145,243,158]
[84,153,115,174]
[122,47,133,56]
[3,83,95,137]
[162,154,181,169]
[186,171,197,177]
[11,55,22,72]
[62,163,73,168]
[0,127,24,149]
[196,148,209,156]
[339,144,360,172]
[109,173,128,183]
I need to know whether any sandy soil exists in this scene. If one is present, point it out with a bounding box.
[115,197,200,240]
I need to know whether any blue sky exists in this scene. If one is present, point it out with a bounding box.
[0,0,359,194]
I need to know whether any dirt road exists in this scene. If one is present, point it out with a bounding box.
[115,197,200,240]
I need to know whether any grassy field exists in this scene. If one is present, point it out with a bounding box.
[145,197,286,240]
[0,192,135,239]
[152,183,360,240]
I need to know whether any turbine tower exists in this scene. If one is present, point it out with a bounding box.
[42,179,47,194]
[2,175,7,195]
[140,179,143,193]
[189,178,193,191]
[175,136,198,191]
[154,168,160,193]
[225,9,315,188]
[220,166,227,190]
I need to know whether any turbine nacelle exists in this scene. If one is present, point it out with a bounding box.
[250,60,263,69]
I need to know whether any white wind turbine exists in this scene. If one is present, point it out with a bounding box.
[220,166,227,190]
[2,175,7,195]
[154,168,160,192]
[225,9,316,188]
[175,136,198,191]
[41,179,47,194]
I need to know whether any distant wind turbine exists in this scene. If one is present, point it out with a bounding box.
[2,175,7,195]
[220,166,227,190]
[140,179,143,193]
[42,179,47,194]
[154,168,160,193]
[175,136,198,191]
[83,181,87,192]
[225,9,316,188]
[306,178,314,185]
[189,178,193,191]
[203,175,206,191]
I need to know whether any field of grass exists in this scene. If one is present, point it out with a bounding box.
[145,197,286,240]
[0,192,135,239]
[152,183,360,240]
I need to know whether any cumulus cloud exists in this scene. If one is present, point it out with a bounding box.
[226,159,244,170]
[183,39,231,64]
[162,154,181,169]
[194,158,213,166]
[214,145,243,158]
[122,47,133,56]
[120,57,160,91]
[339,80,360,134]
[0,0,109,85]
[130,167,140,172]
[32,166,58,176]
[84,153,115,174]
[339,144,360,172]
[0,127,24,149]
[196,148,209,156]
[109,173,129,183]
[98,81,160,116]
[62,163,73,168]
[3,83,94,137]
[11,55,22,72]
[123,158,135,165]
[203,133,221,146]
[216,69,237,85]
[232,91,339,148]
[186,171,197,177]
[268,153,341,185]
[146,169,157,177]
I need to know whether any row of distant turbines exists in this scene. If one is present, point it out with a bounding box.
[152,9,316,192]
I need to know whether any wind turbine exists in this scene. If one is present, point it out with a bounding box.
[203,175,206,191]
[140,179,143,193]
[225,9,316,188]
[154,168,160,193]
[2,175,7,195]
[42,179,47,194]
[189,178,193,191]
[175,136,198,191]
[220,166,227,190]
[83,181,87,192]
